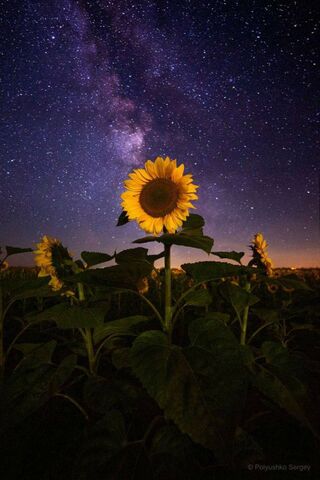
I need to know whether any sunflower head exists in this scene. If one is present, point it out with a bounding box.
[0,260,9,272]
[250,232,273,276]
[267,283,279,294]
[121,156,198,235]
[137,276,149,295]
[34,235,74,292]
[252,232,268,253]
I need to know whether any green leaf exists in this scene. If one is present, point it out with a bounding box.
[253,366,313,433]
[264,274,312,291]
[77,409,154,480]
[31,303,108,329]
[212,251,245,264]
[0,276,50,295]
[69,261,153,290]
[150,424,193,458]
[204,311,230,324]
[0,341,60,431]
[5,246,33,256]
[49,354,77,394]
[131,319,248,462]
[149,425,195,478]
[83,376,142,415]
[180,214,205,236]
[219,282,260,318]
[252,341,315,434]
[117,210,130,226]
[183,288,212,306]
[260,341,305,377]
[115,247,149,264]
[0,364,55,432]
[83,377,122,413]
[276,275,312,291]
[134,233,213,254]
[12,285,59,301]
[112,348,132,369]
[181,261,253,282]
[81,251,113,267]
[132,235,155,244]
[14,340,57,364]
[251,307,280,324]
[75,409,127,477]
[181,214,205,230]
[115,247,164,266]
[114,247,164,266]
[93,315,150,344]
[165,233,213,254]
[102,335,128,353]
[240,345,255,368]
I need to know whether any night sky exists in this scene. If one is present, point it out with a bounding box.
[1,0,319,267]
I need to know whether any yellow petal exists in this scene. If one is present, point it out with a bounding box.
[154,217,164,235]
[144,160,158,178]
[171,164,184,182]
[154,157,166,177]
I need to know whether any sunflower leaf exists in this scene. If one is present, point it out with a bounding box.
[252,347,315,435]
[265,275,312,291]
[30,303,109,328]
[130,319,248,462]
[219,281,260,318]
[133,233,213,254]
[115,247,149,264]
[183,288,212,306]
[81,251,114,267]
[117,210,130,226]
[212,251,245,264]
[67,262,153,290]
[132,236,158,244]
[182,261,255,282]
[93,315,150,344]
[5,246,33,256]
[181,214,205,230]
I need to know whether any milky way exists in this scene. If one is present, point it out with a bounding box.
[1,0,319,267]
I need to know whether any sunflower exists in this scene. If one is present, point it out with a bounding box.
[34,235,72,292]
[250,232,273,276]
[267,283,279,294]
[121,156,198,235]
[253,232,268,253]
[0,260,9,272]
[137,276,149,295]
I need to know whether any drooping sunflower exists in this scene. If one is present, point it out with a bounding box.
[250,232,273,276]
[121,156,198,235]
[34,235,73,292]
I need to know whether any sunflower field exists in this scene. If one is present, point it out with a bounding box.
[0,157,319,479]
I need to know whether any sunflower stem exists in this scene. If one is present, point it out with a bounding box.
[79,327,96,375]
[77,283,96,374]
[164,244,172,338]
[240,280,251,345]
[77,282,85,302]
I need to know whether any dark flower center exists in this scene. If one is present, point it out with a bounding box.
[140,179,179,217]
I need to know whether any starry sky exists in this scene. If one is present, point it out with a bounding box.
[1,0,319,267]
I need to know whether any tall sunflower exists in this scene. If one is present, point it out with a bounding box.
[250,232,273,276]
[34,235,73,292]
[121,156,198,235]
